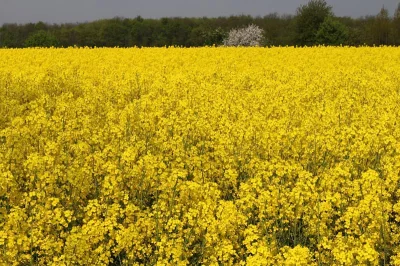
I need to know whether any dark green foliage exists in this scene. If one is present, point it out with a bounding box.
[372,7,391,45]
[99,17,132,47]
[259,13,296,46]
[24,30,59,47]
[202,27,227,46]
[316,16,349,45]
[394,4,400,45]
[0,23,30,47]
[295,0,333,45]
[337,16,371,46]
[1,1,400,48]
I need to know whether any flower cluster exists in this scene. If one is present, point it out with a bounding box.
[1,47,400,265]
[223,24,264,47]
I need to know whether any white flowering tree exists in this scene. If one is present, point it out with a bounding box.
[223,24,265,47]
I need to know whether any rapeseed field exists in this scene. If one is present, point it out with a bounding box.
[1,47,400,265]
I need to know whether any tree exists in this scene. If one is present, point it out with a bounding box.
[393,3,400,45]
[24,30,59,47]
[0,24,21,47]
[34,21,47,31]
[372,6,391,45]
[4,11,400,48]
[202,27,227,46]
[99,17,130,47]
[223,24,264,47]
[316,16,349,45]
[260,13,296,46]
[131,20,155,47]
[295,0,333,45]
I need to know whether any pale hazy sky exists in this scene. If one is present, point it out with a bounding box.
[0,0,399,25]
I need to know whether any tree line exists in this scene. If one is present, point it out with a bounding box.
[1,0,400,48]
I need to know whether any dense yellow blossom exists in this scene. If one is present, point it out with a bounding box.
[1,46,400,265]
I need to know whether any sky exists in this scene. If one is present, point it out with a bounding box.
[0,0,399,25]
